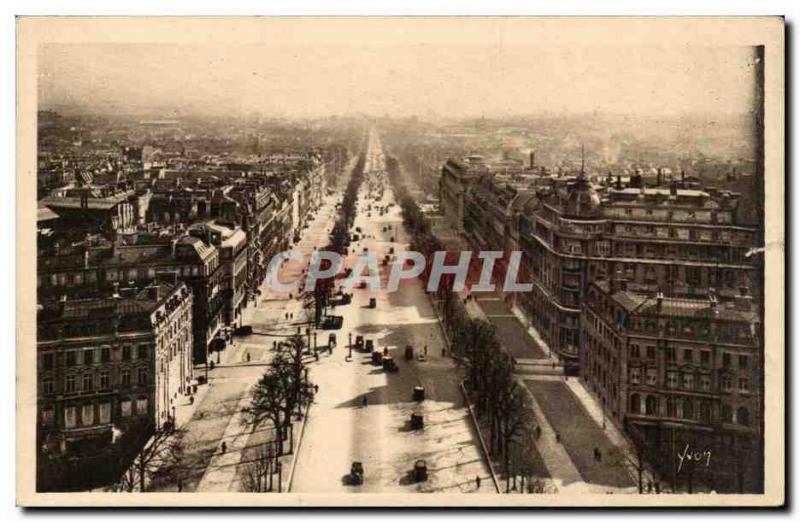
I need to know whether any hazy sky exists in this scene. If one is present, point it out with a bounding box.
[39,43,759,118]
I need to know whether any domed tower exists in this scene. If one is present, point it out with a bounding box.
[563,145,601,218]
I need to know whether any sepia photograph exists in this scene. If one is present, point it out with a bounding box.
[15,15,785,507]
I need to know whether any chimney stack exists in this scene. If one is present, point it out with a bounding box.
[529,151,536,170]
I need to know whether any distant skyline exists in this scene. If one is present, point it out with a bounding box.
[39,43,760,119]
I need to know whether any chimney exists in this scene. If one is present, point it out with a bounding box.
[657,168,663,187]
[529,151,536,170]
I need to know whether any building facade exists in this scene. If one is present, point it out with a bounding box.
[37,283,193,458]
[581,279,762,492]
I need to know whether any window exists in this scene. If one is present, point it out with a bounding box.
[667,371,678,388]
[737,407,750,427]
[629,367,641,384]
[683,373,695,390]
[41,408,55,426]
[645,395,658,415]
[64,406,77,428]
[101,347,111,363]
[738,355,749,369]
[121,371,131,387]
[723,352,731,368]
[99,372,110,390]
[683,349,693,363]
[138,345,148,360]
[65,374,76,393]
[630,344,640,358]
[42,353,54,370]
[721,405,733,423]
[721,375,732,391]
[683,399,694,420]
[82,373,93,391]
[739,378,750,393]
[121,400,132,417]
[99,402,111,424]
[122,345,131,361]
[646,368,657,386]
[136,397,148,415]
[137,368,148,386]
[700,374,711,391]
[630,393,641,414]
[666,397,677,417]
[699,401,711,423]
[665,347,675,362]
[65,351,76,367]
[700,350,710,365]
[83,349,94,366]
[646,346,655,359]
[42,379,54,395]
[81,404,94,426]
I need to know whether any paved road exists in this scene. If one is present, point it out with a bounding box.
[290,128,494,493]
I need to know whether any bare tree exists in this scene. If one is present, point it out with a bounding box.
[116,425,183,492]
[276,334,311,416]
[241,444,275,493]
[248,369,290,455]
[611,427,657,494]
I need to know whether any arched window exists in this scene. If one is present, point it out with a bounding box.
[683,399,694,420]
[666,397,677,418]
[645,395,658,415]
[721,404,733,423]
[737,407,750,427]
[630,393,641,414]
[699,401,711,423]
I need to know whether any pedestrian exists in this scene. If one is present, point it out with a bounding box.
[597,449,602,462]
[475,475,481,490]
[177,479,183,492]
[362,396,368,407]
[555,432,561,443]
[246,353,251,363]
[535,425,541,439]
[424,345,428,356]
[442,347,446,357]
[221,441,227,453]
[314,384,319,394]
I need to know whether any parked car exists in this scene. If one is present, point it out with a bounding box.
[234,325,253,336]
[349,462,364,485]
[413,460,428,482]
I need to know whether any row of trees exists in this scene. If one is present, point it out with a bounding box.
[385,154,538,489]
[247,334,314,458]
